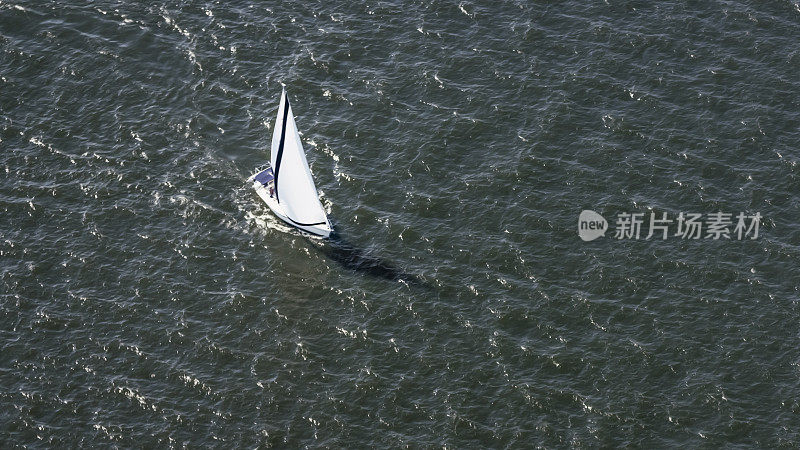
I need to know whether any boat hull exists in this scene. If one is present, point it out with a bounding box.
[249,167,331,238]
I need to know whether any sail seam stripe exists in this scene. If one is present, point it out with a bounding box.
[273,92,290,203]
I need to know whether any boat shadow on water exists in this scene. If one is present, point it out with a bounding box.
[307,231,422,284]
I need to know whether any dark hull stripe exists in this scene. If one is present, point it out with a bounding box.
[286,216,327,228]
[273,92,290,203]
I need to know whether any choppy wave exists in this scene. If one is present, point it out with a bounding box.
[2,0,799,447]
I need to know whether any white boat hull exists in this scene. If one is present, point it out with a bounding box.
[249,167,332,238]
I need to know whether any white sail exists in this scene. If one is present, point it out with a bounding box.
[270,90,329,228]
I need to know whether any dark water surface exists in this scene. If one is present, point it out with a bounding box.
[2,0,800,447]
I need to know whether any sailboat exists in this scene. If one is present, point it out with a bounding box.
[249,89,332,238]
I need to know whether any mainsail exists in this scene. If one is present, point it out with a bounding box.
[270,90,329,227]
